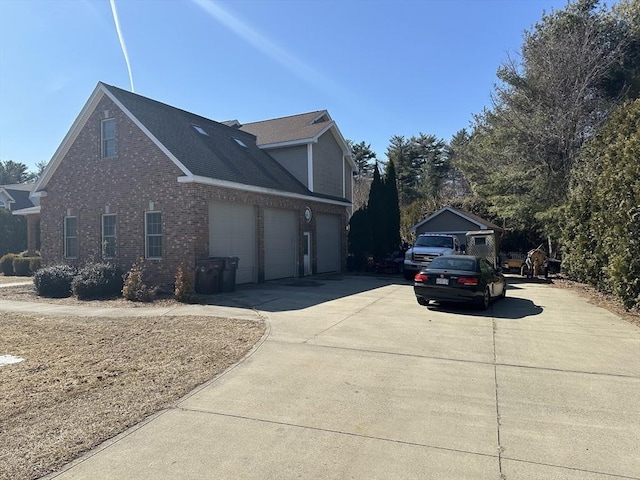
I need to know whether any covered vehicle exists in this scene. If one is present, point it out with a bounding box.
[413,255,506,310]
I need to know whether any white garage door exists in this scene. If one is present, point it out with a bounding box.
[317,213,341,273]
[209,201,256,284]
[264,208,297,280]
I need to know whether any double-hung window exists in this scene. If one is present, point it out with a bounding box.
[101,118,116,158]
[102,214,117,259]
[64,216,78,259]
[145,212,162,259]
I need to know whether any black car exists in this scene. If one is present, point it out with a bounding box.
[413,255,506,310]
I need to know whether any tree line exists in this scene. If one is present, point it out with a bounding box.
[349,0,640,308]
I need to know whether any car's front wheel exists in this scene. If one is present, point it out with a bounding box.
[478,287,490,310]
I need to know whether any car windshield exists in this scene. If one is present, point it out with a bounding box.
[415,236,454,248]
[429,257,476,271]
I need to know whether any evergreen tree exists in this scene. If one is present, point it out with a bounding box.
[384,159,401,252]
[367,163,386,257]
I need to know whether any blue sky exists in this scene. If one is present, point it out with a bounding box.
[0,0,571,173]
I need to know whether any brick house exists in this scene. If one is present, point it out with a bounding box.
[31,82,355,288]
[0,183,40,255]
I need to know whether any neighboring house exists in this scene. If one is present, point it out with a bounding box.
[31,82,355,288]
[0,183,40,254]
[0,183,39,212]
[411,206,504,245]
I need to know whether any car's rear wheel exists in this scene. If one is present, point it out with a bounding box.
[416,297,429,306]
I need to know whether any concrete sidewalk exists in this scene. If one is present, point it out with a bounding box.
[4,275,638,479]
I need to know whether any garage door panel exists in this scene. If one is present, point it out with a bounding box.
[317,214,340,273]
[209,202,256,284]
[264,208,297,281]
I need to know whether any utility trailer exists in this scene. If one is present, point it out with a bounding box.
[465,230,499,268]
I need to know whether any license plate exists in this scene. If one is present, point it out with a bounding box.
[436,278,448,285]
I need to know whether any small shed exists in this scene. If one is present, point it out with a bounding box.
[411,206,503,246]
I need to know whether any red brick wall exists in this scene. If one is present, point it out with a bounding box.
[40,93,349,289]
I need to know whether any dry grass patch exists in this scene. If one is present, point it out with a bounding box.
[0,312,265,480]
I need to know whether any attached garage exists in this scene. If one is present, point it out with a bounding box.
[264,208,298,280]
[208,201,256,284]
[316,213,341,273]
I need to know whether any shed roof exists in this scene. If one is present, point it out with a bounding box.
[411,206,503,233]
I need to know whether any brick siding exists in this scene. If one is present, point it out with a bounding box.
[41,94,348,290]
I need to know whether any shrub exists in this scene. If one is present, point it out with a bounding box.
[0,253,18,276]
[174,264,195,303]
[12,257,31,276]
[122,258,157,302]
[34,264,77,298]
[29,257,41,274]
[72,262,123,300]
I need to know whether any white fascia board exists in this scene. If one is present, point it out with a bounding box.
[33,84,105,194]
[258,138,315,149]
[310,110,331,124]
[307,143,313,191]
[410,206,485,232]
[34,83,193,196]
[178,175,351,207]
[11,205,41,216]
[0,189,16,204]
[102,87,192,177]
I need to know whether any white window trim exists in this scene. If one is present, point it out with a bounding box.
[144,211,162,260]
[64,216,78,259]
[102,214,117,259]
[101,118,116,158]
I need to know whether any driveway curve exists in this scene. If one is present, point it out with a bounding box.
[6,275,636,480]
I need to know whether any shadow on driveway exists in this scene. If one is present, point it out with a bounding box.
[424,296,544,320]
[197,274,408,312]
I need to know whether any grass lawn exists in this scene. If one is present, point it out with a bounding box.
[0,311,264,480]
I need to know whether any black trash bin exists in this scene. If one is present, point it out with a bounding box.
[220,256,239,292]
[195,258,224,294]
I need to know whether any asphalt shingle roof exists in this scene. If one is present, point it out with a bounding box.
[103,84,321,198]
[0,184,37,211]
[239,111,331,146]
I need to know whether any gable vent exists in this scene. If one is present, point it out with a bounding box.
[103,110,110,119]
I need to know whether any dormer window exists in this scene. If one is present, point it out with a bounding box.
[101,118,116,158]
[192,124,208,136]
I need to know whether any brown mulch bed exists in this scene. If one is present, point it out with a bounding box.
[0,310,265,480]
[551,276,640,328]
[0,283,180,307]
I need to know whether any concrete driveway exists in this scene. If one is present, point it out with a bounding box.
[46,275,639,479]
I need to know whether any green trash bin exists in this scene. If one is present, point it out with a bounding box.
[220,257,239,292]
[195,258,224,294]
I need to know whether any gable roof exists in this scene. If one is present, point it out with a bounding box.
[411,206,503,233]
[0,183,38,211]
[238,111,355,169]
[34,83,350,205]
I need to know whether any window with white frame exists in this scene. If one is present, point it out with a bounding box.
[145,211,162,259]
[101,118,116,158]
[64,216,78,259]
[102,214,117,259]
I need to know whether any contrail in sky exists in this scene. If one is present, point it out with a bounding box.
[191,0,349,100]
[110,0,135,92]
